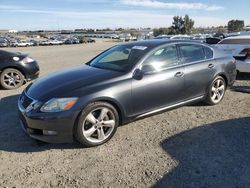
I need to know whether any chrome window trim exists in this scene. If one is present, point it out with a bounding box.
[132,41,215,74]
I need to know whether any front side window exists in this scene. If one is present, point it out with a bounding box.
[142,45,179,71]
[179,44,206,63]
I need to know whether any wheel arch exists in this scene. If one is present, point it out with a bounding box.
[215,73,228,88]
[0,66,26,78]
[76,96,126,126]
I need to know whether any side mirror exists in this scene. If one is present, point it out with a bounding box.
[133,69,144,80]
[133,65,155,80]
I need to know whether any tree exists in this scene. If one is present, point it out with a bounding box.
[153,27,170,36]
[183,15,194,34]
[228,20,244,32]
[171,16,185,34]
[153,15,194,36]
[171,15,194,34]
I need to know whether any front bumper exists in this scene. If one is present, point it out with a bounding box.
[18,95,80,143]
[20,61,40,81]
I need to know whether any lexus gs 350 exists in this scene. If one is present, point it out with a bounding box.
[18,40,236,146]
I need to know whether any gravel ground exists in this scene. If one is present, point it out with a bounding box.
[0,41,250,188]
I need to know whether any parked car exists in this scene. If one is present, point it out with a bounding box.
[48,39,63,45]
[40,40,50,46]
[40,39,63,45]
[216,36,250,73]
[170,35,193,40]
[0,50,39,89]
[12,40,33,47]
[65,38,80,44]
[29,39,40,46]
[18,40,236,146]
[206,37,221,45]
[9,40,18,47]
[87,38,96,43]
[154,35,172,39]
[0,39,8,47]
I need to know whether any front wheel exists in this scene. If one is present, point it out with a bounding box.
[0,68,25,89]
[205,76,226,105]
[75,102,119,147]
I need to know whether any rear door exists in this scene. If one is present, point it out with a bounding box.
[178,43,216,100]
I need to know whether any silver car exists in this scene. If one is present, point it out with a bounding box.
[216,36,250,73]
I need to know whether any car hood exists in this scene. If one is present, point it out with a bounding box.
[26,65,122,101]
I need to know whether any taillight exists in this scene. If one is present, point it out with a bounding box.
[239,48,250,59]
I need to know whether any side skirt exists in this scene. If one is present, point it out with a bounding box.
[135,95,204,119]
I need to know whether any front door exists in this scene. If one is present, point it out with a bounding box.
[131,44,185,116]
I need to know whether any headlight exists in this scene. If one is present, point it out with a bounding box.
[40,98,78,112]
[20,57,34,64]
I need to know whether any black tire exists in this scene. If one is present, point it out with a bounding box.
[75,102,119,147]
[0,68,25,90]
[205,76,226,105]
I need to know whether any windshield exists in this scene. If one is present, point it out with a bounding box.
[88,44,149,72]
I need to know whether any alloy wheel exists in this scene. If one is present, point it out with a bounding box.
[210,78,225,104]
[3,71,22,88]
[82,107,116,143]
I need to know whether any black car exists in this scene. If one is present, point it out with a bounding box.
[206,37,221,45]
[65,38,80,45]
[87,38,96,43]
[18,40,236,146]
[0,50,39,89]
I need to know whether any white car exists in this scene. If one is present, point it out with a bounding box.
[216,36,250,73]
[40,40,63,45]
[13,40,32,47]
[170,35,193,40]
[48,40,63,45]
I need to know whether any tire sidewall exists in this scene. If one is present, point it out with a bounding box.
[0,68,25,90]
[75,102,119,147]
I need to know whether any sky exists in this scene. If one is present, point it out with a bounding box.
[0,0,250,30]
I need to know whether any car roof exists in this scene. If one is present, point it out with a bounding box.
[224,35,250,39]
[123,39,205,49]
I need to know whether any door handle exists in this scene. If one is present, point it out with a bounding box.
[175,72,184,77]
[208,64,215,68]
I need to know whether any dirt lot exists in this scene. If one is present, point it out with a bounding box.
[0,41,250,188]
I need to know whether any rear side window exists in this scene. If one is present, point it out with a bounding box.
[219,39,250,44]
[179,44,206,63]
[203,46,213,59]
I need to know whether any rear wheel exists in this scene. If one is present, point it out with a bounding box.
[75,102,119,147]
[205,76,226,105]
[0,68,25,89]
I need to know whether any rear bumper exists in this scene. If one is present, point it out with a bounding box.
[18,97,79,143]
[236,60,250,73]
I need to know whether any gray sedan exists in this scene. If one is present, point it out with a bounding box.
[18,40,237,147]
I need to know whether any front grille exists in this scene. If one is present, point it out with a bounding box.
[20,92,33,109]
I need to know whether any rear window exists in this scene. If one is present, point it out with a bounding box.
[219,38,250,44]
[179,44,206,63]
